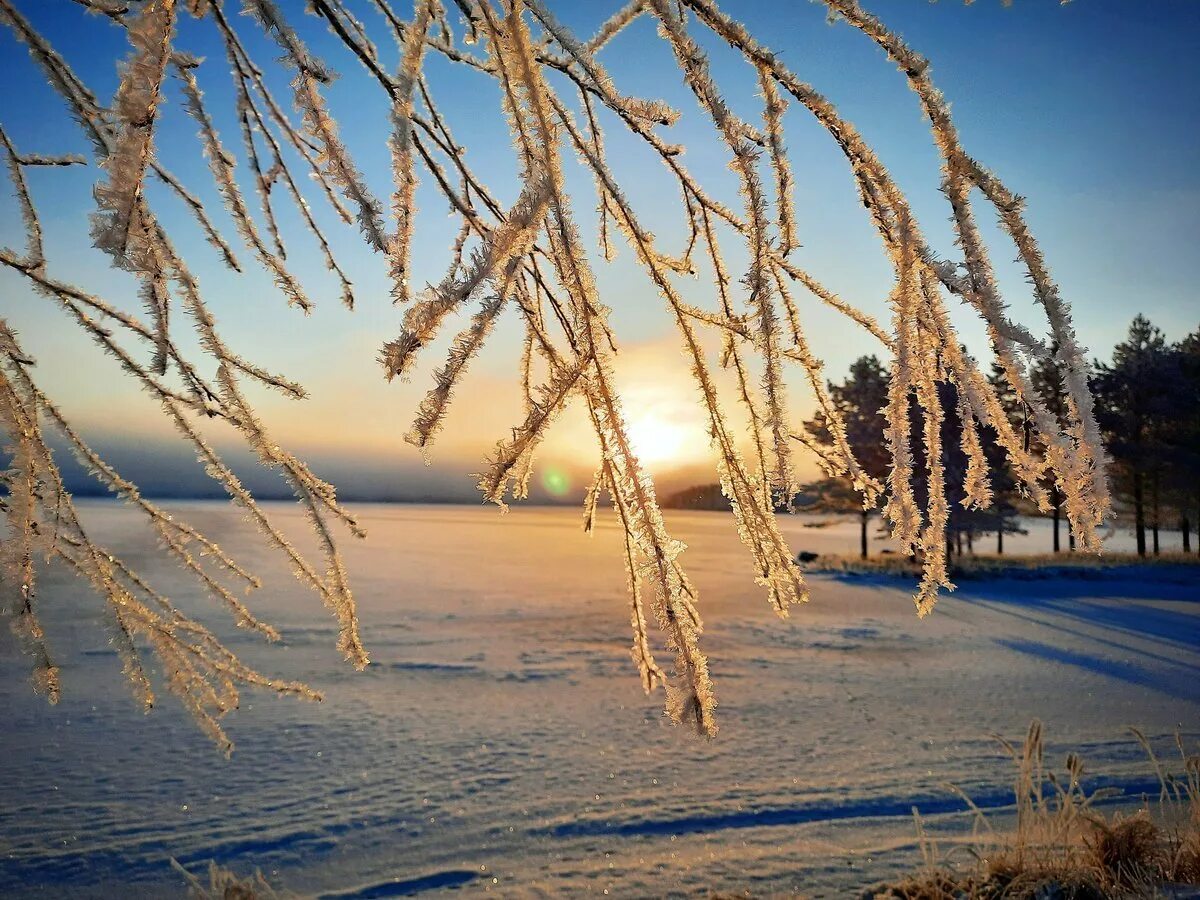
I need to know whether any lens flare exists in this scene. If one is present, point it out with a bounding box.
[541,466,570,497]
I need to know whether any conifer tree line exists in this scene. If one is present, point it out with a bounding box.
[0,0,1113,744]
[804,317,1200,559]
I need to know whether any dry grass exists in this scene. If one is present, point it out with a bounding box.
[171,859,280,900]
[864,722,1200,899]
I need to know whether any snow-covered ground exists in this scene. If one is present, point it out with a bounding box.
[1,501,1197,898]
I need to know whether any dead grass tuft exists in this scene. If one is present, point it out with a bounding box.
[1086,811,1165,889]
[863,721,1200,900]
[171,859,280,900]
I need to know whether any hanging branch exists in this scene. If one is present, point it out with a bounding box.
[0,0,1109,742]
[0,8,366,749]
[90,0,176,262]
[387,0,437,304]
[173,54,312,311]
[243,0,388,251]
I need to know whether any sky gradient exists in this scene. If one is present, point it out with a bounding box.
[1,0,1197,503]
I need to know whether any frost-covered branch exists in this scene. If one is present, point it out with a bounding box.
[0,0,1109,742]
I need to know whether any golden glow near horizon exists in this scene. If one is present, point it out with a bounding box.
[627,413,690,465]
[535,340,740,483]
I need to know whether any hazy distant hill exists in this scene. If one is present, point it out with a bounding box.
[0,438,556,506]
[662,482,827,512]
[662,483,733,511]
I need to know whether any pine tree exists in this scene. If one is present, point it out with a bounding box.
[984,363,1027,555]
[906,380,985,562]
[801,355,890,559]
[1165,326,1200,553]
[1030,346,1072,552]
[1092,316,1174,557]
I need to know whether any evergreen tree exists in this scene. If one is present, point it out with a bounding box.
[1092,316,1175,556]
[984,363,1028,555]
[802,356,890,559]
[1030,346,1072,552]
[1165,326,1200,553]
[906,380,995,560]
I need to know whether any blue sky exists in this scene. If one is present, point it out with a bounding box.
[1,0,1197,502]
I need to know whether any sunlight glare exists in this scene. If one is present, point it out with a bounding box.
[627,414,689,465]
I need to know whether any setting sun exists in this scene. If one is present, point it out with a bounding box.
[627,413,690,465]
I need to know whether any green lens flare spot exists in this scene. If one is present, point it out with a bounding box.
[541,467,569,497]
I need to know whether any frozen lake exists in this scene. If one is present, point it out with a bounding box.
[1,501,1197,897]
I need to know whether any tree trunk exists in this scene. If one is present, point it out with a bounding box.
[997,525,1004,556]
[966,529,974,555]
[1068,518,1076,552]
[1134,470,1146,557]
[1052,502,1061,554]
[860,509,869,560]
[1151,471,1160,556]
[1181,515,1191,554]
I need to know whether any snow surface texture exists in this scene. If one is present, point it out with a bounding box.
[1,501,1197,897]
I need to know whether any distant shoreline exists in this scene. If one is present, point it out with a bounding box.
[809,551,1200,582]
[58,494,1195,537]
[64,492,579,507]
